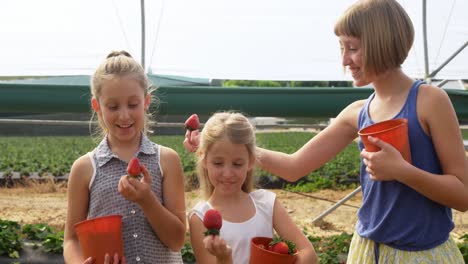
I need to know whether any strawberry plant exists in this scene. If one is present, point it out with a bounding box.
[21,222,64,254]
[42,231,64,254]
[458,234,468,263]
[0,220,22,258]
[0,220,64,259]
[256,132,360,191]
[307,232,352,264]
[181,241,196,263]
[0,133,360,191]
[0,136,95,178]
[22,223,53,241]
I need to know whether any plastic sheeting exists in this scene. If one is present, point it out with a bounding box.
[1,0,467,80]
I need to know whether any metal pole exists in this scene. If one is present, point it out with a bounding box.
[422,0,430,84]
[141,0,146,69]
[311,186,361,223]
[436,79,449,88]
[429,41,468,78]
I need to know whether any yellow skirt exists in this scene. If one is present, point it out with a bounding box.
[346,232,464,264]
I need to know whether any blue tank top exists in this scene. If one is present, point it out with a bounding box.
[356,80,454,251]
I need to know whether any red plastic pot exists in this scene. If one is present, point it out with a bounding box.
[250,237,297,264]
[358,118,412,163]
[74,215,124,264]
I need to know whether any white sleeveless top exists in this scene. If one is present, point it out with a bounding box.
[189,189,275,264]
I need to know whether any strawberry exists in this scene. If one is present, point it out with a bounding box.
[184,114,200,131]
[203,209,222,236]
[284,239,297,255]
[268,235,297,255]
[269,241,289,255]
[127,157,142,178]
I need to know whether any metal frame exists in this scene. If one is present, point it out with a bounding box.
[422,0,468,87]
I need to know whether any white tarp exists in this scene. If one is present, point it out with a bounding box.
[1,0,467,81]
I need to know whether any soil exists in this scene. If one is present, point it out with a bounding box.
[1,181,467,242]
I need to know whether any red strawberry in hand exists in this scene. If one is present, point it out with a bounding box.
[203,209,222,236]
[127,157,142,178]
[184,114,200,131]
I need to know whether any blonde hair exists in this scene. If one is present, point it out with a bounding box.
[90,51,156,138]
[196,112,256,199]
[334,0,414,76]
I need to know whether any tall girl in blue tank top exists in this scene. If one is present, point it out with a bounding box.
[64,51,186,264]
[183,0,468,263]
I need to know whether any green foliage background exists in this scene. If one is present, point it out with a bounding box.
[0,133,361,191]
[0,132,467,263]
[222,80,353,88]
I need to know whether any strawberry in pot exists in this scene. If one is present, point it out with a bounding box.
[268,235,297,255]
[250,236,298,264]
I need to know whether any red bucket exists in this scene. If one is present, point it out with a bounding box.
[250,237,297,264]
[358,118,412,163]
[74,215,124,264]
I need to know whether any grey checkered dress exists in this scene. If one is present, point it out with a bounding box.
[87,135,183,263]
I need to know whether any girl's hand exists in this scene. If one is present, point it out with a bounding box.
[360,136,410,181]
[183,129,200,153]
[81,253,126,264]
[118,165,155,204]
[203,235,232,262]
[104,253,126,264]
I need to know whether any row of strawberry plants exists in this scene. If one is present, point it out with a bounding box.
[2,220,466,264]
[0,137,90,177]
[0,218,351,264]
[0,133,361,190]
[0,220,63,259]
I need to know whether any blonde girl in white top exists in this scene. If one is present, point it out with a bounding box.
[187,112,317,264]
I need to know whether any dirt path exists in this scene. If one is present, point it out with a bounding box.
[1,183,467,241]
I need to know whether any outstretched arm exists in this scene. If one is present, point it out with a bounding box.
[257,101,362,182]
